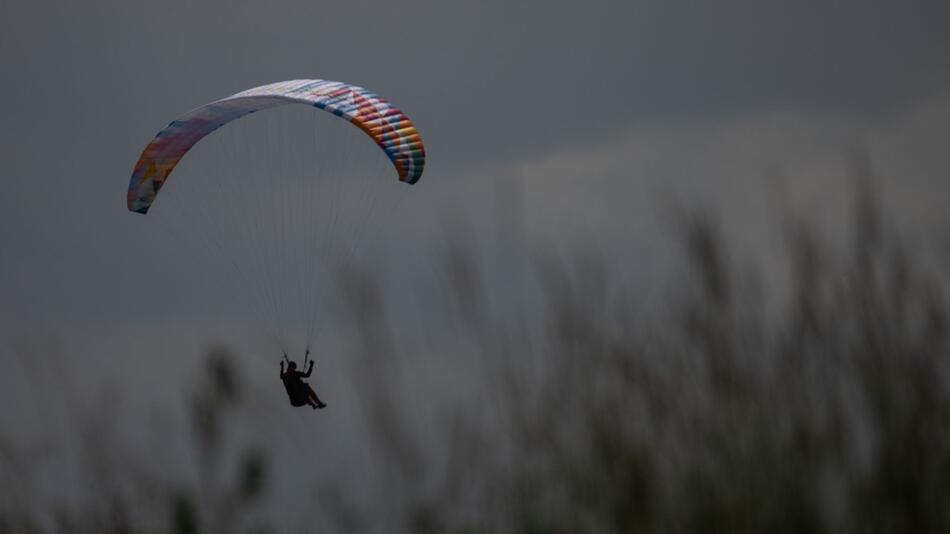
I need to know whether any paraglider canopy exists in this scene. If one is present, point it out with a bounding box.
[128,79,425,214]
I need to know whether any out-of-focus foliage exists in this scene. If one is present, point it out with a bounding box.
[0,348,270,534]
[1,177,949,533]
[342,179,950,534]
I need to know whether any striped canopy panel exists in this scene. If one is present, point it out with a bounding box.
[128,79,425,214]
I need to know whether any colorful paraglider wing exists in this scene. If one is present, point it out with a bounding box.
[127,79,425,214]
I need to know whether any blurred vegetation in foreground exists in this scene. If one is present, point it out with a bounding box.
[2,180,949,533]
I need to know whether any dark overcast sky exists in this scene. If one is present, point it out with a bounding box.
[4,0,950,170]
[2,0,950,355]
[2,1,950,522]
[0,0,949,359]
